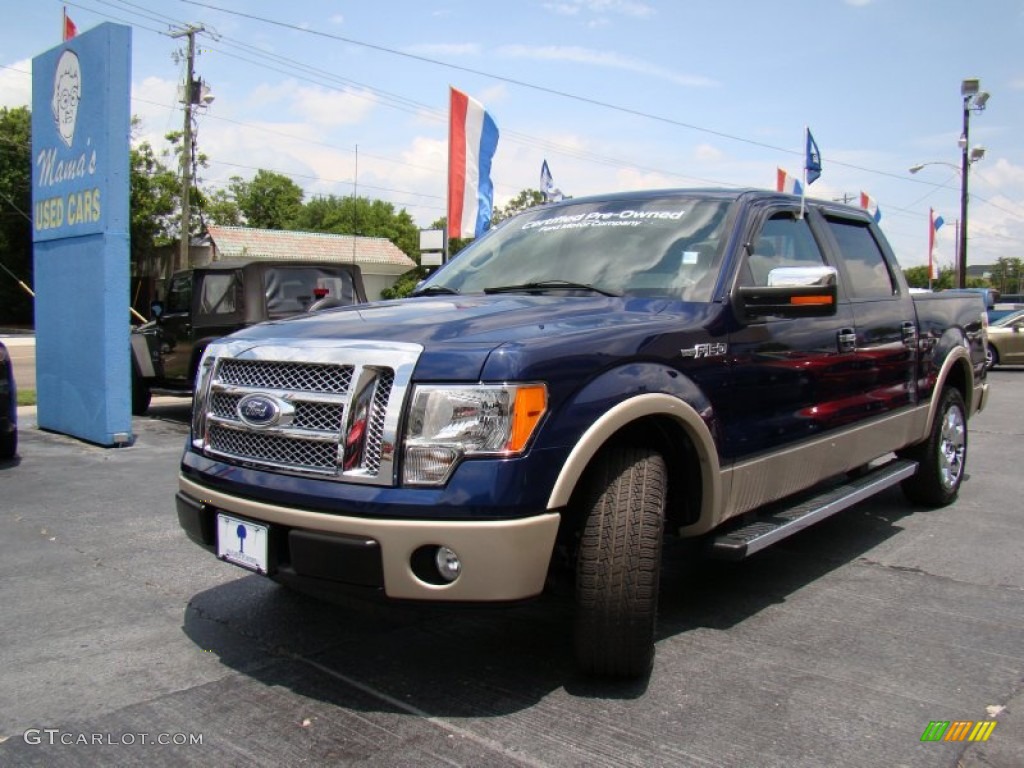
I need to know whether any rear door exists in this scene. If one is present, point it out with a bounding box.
[819,212,918,415]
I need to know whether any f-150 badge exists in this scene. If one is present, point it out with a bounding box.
[680,342,728,359]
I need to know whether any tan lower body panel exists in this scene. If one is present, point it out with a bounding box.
[180,475,560,601]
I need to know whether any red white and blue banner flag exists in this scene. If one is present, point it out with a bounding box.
[860,191,882,222]
[447,87,499,240]
[776,167,803,196]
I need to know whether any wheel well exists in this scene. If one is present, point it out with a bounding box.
[941,356,970,409]
[558,415,703,553]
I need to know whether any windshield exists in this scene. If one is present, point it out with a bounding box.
[992,309,1024,328]
[424,196,732,301]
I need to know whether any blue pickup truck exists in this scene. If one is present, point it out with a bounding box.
[176,189,988,678]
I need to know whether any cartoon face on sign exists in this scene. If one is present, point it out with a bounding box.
[51,50,81,148]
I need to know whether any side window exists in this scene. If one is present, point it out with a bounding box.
[197,272,242,316]
[742,213,825,286]
[825,217,896,299]
[165,275,192,314]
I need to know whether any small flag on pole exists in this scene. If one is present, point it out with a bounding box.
[447,87,499,240]
[776,167,803,196]
[63,7,77,41]
[540,160,563,203]
[929,208,945,280]
[860,192,882,223]
[805,128,822,185]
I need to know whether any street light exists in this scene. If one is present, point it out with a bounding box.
[958,77,991,288]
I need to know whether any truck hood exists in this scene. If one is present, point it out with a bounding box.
[226,294,716,381]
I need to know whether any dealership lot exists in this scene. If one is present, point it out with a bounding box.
[0,377,1021,767]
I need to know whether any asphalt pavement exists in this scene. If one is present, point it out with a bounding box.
[0,377,1021,767]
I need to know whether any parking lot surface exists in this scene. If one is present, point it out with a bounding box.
[1,378,1021,767]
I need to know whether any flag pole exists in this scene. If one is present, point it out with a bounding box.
[799,126,808,220]
[928,208,934,291]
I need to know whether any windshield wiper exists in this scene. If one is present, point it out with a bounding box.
[411,285,460,297]
[483,280,621,297]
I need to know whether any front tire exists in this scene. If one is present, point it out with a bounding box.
[985,344,999,370]
[574,444,666,678]
[0,428,15,461]
[899,387,967,506]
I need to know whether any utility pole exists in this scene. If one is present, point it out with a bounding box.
[169,24,204,289]
[832,193,856,205]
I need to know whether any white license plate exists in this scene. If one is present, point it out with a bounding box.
[216,514,269,574]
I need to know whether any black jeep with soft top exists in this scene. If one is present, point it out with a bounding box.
[131,259,366,414]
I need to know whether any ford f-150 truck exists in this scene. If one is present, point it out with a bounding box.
[176,189,988,678]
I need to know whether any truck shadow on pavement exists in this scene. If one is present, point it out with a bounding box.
[181,486,917,710]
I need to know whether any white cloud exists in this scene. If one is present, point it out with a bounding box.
[329,14,344,25]
[543,0,655,19]
[495,45,717,88]
[0,59,32,108]
[289,84,379,127]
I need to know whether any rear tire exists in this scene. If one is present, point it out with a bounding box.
[131,367,151,416]
[899,387,967,507]
[574,444,666,678]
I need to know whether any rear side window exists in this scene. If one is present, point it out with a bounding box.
[198,271,243,316]
[825,218,896,299]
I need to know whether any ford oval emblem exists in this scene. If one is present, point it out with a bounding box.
[237,394,282,428]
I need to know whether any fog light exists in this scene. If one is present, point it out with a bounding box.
[435,546,461,583]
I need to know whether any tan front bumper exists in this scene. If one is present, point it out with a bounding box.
[179,475,560,601]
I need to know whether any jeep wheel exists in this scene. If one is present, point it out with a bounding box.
[132,367,151,416]
[899,387,967,507]
[575,444,666,678]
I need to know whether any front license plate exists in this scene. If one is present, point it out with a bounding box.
[217,514,269,574]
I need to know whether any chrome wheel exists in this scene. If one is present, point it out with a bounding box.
[938,401,966,492]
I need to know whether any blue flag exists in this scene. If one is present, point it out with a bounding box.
[805,128,822,185]
[540,159,563,202]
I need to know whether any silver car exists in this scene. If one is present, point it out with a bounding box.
[986,309,1024,369]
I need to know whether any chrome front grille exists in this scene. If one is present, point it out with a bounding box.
[208,425,338,472]
[218,359,352,393]
[194,339,422,486]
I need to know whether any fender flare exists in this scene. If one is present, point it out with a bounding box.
[546,392,722,527]
[129,333,156,378]
[926,346,975,431]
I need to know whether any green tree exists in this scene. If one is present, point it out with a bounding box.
[0,106,33,324]
[491,188,545,227]
[989,257,1023,295]
[205,186,242,226]
[130,140,179,260]
[230,170,304,230]
[298,194,419,257]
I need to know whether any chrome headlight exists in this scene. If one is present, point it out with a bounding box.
[403,384,547,485]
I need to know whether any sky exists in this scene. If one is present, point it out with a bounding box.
[2,0,1023,273]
